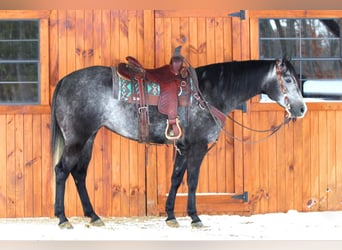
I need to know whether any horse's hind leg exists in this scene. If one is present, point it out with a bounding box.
[54,160,71,228]
[70,136,104,227]
[54,143,87,229]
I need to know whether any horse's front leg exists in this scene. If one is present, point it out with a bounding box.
[186,143,208,228]
[165,146,188,227]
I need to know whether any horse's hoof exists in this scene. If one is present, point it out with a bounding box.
[166,219,180,228]
[191,221,204,228]
[91,219,105,227]
[59,221,73,229]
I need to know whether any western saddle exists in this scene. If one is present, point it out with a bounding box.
[117,46,191,142]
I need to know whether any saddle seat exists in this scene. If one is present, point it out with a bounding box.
[117,56,191,142]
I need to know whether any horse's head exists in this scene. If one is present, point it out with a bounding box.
[264,58,307,118]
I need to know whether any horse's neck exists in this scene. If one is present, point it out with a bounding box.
[218,63,263,113]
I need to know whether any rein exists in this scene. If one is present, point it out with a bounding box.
[221,114,292,145]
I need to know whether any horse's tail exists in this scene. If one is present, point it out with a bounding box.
[51,79,65,169]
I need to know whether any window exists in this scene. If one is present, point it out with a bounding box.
[0,20,40,104]
[0,11,49,108]
[259,18,342,101]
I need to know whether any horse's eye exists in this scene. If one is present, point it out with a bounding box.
[284,77,292,83]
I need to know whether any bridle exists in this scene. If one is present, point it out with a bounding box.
[275,60,292,115]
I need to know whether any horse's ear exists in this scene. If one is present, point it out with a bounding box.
[277,58,287,73]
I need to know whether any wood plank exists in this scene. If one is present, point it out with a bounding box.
[75,9,85,70]
[0,115,7,217]
[267,112,278,212]
[225,119,235,193]
[335,111,342,210]
[32,115,42,216]
[111,132,122,216]
[0,10,50,19]
[285,118,294,211]
[137,142,146,216]
[180,16,189,59]
[41,114,53,216]
[197,17,207,67]
[93,129,104,215]
[326,111,337,210]
[223,17,232,61]
[205,17,216,63]
[171,17,180,59]
[309,112,320,211]
[143,10,155,67]
[258,111,270,213]
[249,111,261,213]
[214,17,224,62]
[146,144,158,216]
[0,106,50,115]
[301,112,311,212]
[14,115,25,217]
[39,16,50,105]
[276,111,286,212]
[49,10,59,100]
[23,114,34,217]
[6,115,16,217]
[318,111,328,210]
[293,118,304,211]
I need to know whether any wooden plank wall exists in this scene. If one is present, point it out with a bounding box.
[152,10,239,215]
[1,9,342,219]
[0,113,51,218]
[49,10,155,217]
[243,107,342,214]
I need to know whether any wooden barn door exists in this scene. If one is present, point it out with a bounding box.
[146,10,251,216]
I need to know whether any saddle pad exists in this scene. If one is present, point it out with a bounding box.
[113,66,193,107]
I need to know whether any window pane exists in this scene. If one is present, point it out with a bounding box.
[259,19,300,38]
[302,19,340,38]
[301,39,340,58]
[0,21,39,40]
[0,41,39,60]
[0,63,38,81]
[0,83,38,103]
[260,39,300,58]
[301,60,342,79]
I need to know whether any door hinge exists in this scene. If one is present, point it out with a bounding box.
[232,191,248,202]
[228,10,246,20]
[236,102,247,113]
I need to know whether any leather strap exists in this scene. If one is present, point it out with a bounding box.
[136,77,149,142]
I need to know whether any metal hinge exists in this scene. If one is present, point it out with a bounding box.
[237,102,247,113]
[228,10,246,20]
[232,191,248,202]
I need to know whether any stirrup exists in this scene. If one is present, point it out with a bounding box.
[165,117,182,140]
